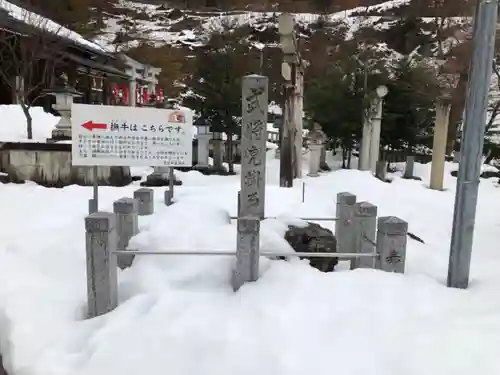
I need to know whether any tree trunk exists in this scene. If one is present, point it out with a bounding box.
[341,147,347,169]
[227,135,234,173]
[213,139,223,169]
[21,102,33,140]
[447,72,469,155]
[347,148,352,169]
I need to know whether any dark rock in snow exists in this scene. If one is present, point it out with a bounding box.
[284,222,338,272]
[481,170,500,179]
[140,175,183,187]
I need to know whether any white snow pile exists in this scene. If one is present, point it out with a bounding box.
[0,109,500,375]
[0,105,59,142]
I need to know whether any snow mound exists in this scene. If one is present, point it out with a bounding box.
[0,105,59,142]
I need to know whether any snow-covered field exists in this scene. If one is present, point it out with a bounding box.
[0,107,500,375]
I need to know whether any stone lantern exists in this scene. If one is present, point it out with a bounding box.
[307,123,327,177]
[46,74,82,141]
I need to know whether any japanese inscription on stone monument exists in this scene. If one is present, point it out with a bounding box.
[240,75,268,219]
[71,104,193,167]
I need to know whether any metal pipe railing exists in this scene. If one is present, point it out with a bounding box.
[229,216,339,221]
[114,250,378,259]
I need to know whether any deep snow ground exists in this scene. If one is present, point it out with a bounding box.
[0,153,500,375]
[1,105,500,374]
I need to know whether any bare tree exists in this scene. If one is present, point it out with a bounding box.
[0,7,66,139]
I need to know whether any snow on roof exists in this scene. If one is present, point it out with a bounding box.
[0,0,108,54]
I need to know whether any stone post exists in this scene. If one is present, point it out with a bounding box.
[352,202,378,270]
[430,100,451,191]
[113,198,139,269]
[164,188,173,206]
[376,216,408,273]
[404,156,415,178]
[133,188,154,216]
[240,75,268,219]
[196,133,211,169]
[233,216,260,291]
[85,212,118,318]
[168,167,175,200]
[375,160,387,181]
[335,192,357,257]
[307,143,322,177]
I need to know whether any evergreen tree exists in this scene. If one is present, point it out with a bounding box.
[381,59,440,157]
[183,29,259,172]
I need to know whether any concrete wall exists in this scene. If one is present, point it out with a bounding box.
[0,142,132,187]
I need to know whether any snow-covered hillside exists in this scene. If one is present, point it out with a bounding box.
[96,0,469,52]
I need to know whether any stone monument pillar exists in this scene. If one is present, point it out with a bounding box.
[240,75,268,220]
[430,98,452,191]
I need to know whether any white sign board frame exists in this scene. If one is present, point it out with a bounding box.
[71,104,193,167]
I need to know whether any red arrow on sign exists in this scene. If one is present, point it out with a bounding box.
[81,120,107,131]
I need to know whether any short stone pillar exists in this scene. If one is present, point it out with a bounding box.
[430,99,451,191]
[133,188,154,215]
[308,144,322,177]
[376,216,408,273]
[403,156,415,178]
[233,216,260,291]
[375,160,387,181]
[85,212,118,318]
[335,192,357,255]
[196,134,211,169]
[352,201,378,270]
[113,198,139,269]
[45,75,82,140]
[164,188,173,206]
